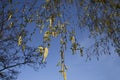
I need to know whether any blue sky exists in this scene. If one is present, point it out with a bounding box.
[17,50,120,80]
[14,1,120,80]
[0,0,120,80]
[16,16,120,80]
[17,29,120,80]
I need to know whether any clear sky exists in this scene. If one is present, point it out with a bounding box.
[17,50,120,80]
[0,0,120,80]
[14,1,120,80]
[17,29,120,80]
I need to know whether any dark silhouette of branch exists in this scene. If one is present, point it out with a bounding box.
[0,61,28,72]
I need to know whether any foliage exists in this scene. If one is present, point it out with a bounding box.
[0,0,119,80]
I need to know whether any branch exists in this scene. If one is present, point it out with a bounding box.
[0,61,28,72]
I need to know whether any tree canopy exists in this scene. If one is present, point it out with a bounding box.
[0,0,120,80]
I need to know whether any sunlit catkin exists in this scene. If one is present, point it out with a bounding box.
[63,71,67,80]
[18,36,22,46]
[43,47,48,62]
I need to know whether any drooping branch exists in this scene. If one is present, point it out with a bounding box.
[0,61,33,72]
